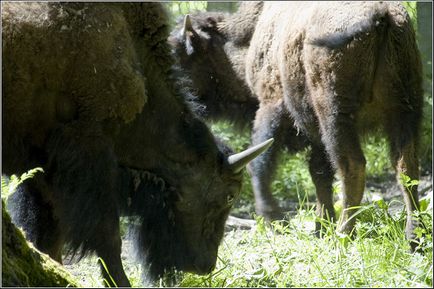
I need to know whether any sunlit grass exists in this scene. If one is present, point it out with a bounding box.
[177,202,432,288]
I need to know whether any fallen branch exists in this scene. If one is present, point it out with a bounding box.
[225,215,256,231]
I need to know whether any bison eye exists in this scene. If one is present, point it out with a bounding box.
[227,194,234,205]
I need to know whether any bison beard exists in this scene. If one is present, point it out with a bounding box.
[170,1,424,251]
[2,2,274,287]
[119,167,187,279]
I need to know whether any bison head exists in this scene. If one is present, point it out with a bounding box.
[129,116,273,279]
[170,137,274,275]
[169,14,251,109]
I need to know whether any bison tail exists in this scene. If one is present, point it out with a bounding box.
[378,3,424,145]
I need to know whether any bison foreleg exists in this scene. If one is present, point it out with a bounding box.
[247,101,288,221]
[46,122,130,286]
[96,222,131,287]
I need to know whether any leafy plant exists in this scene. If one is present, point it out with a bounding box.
[1,168,44,202]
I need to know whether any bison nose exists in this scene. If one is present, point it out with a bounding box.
[193,258,216,275]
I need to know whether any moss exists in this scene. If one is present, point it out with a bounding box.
[2,201,79,287]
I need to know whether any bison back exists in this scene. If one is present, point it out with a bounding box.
[2,2,148,146]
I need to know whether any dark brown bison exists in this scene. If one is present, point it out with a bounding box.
[170,1,424,249]
[2,2,273,286]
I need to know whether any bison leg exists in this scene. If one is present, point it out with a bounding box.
[95,221,131,287]
[336,148,366,235]
[247,101,288,221]
[7,179,64,263]
[387,121,421,251]
[309,145,336,235]
[315,111,366,235]
[46,122,130,286]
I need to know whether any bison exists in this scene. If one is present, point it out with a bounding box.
[170,1,424,249]
[2,2,273,287]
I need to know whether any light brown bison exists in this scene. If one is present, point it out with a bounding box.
[170,1,424,249]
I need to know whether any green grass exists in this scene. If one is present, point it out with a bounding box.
[166,1,207,16]
[165,1,208,26]
[70,196,433,288]
[176,202,432,288]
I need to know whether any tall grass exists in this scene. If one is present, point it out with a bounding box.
[177,201,432,287]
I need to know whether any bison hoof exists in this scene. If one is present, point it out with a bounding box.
[406,218,427,253]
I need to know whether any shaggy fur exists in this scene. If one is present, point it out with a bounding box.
[2,2,256,286]
[170,10,259,130]
[170,1,424,249]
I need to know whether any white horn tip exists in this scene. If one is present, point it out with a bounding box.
[227,138,275,173]
[262,138,274,147]
[184,14,192,30]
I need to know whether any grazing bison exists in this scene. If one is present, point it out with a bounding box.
[170,1,424,249]
[2,2,273,286]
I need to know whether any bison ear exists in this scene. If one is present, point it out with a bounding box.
[227,138,274,173]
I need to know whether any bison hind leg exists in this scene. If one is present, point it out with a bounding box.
[386,116,422,251]
[7,179,64,263]
[314,110,367,236]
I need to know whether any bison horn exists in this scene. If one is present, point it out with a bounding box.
[227,138,274,173]
[183,14,194,35]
